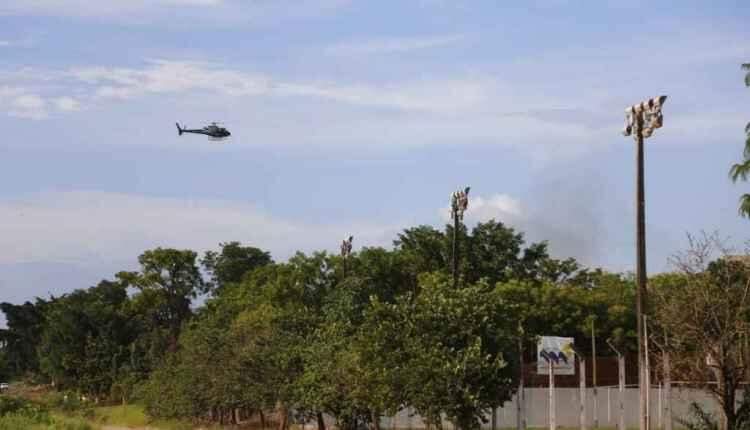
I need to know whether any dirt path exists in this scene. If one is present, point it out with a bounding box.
[102,426,158,430]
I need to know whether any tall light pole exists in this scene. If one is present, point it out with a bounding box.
[622,95,667,430]
[450,187,470,288]
[341,235,353,278]
[591,317,598,430]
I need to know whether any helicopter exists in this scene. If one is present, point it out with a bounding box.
[176,122,231,140]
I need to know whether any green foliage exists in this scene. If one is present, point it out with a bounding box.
[651,234,750,430]
[202,241,273,294]
[0,350,9,383]
[139,353,199,420]
[0,299,50,377]
[1,221,642,428]
[0,414,92,430]
[677,403,720,430]
[729,63,750,217]
[94,404,148,427]
[117,247,206,347]
[0,400,92,430]
[0,396,46,418]
[496,271,635,355]
[44,392,95,419]
[396,220,582,288]
[37,280,134,397]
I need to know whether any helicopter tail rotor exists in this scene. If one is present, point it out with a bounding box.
[176,123,183,136]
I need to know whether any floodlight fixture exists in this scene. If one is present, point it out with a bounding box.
[340,235,353,259]
[623,95,667,139]
[450,186,471,222]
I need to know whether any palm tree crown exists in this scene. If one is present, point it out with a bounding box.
[729,63,750,217]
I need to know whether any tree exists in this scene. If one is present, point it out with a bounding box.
[466,220,580,285]
[362,274,518,430]
[145,252,337,427]
[202,242,273,294]
[650,233,750,430]
[37,280,134,397]
[0,347,10,382]
[117,248,206,349]
[728,63,750,216]
[395,225,451,280]
[0,299,50,376]
[496,271,635,354]
[141,311,253,424]
[395,221,581,288]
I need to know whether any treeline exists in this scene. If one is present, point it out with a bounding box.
[0,220,637,429]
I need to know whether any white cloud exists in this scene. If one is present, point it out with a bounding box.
[0,86,24,100]
[0,191,395,265]
[53,96,80,112]
[0,59,628,158]
[0,88,47,119]
[0,86,80,119]
[0,0,350,26]
[277,78,488,112]
[0,0,222,18]
[72,61,272,99]
[69,60,489,113]
[326,34,466,56]
[0,37,34,48]
[440,193,524,224]
[2,60,608,151]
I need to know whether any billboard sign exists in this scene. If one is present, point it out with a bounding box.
[537,336,575,375]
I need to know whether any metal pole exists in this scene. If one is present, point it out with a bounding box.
[549,360,556,430]
[592,320,598,429]
[658,383,662,430]
[619,355,626,430]
[624,94,667,430]
[664,350,672,430]
[635,114,648,430]
[645,315,651,430]
[579,354,587,430]
[608,387,611,425]
[452,212,459,288]
[518,334,526,430]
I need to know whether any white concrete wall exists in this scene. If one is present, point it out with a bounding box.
[372,387,735,429]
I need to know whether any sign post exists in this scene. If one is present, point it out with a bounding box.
[538,337,575,430]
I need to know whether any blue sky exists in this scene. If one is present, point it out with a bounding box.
[1,0,749,320]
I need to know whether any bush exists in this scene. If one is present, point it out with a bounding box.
[0,414,92,430]
[678,386,750,430]
[44,392,95,419]
[0,395,92,429]
[677,403,719,430]
[0,414,48,430]
[0,396,49,422]
[0,396,90,429]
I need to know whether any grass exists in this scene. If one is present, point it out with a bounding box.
[94,404,148,427]
[0,413,94,430]
[93,403,220,430]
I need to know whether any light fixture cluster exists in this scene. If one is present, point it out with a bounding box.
[340,235,353,258]
[450,186,470,222]
[623,95,667,139]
